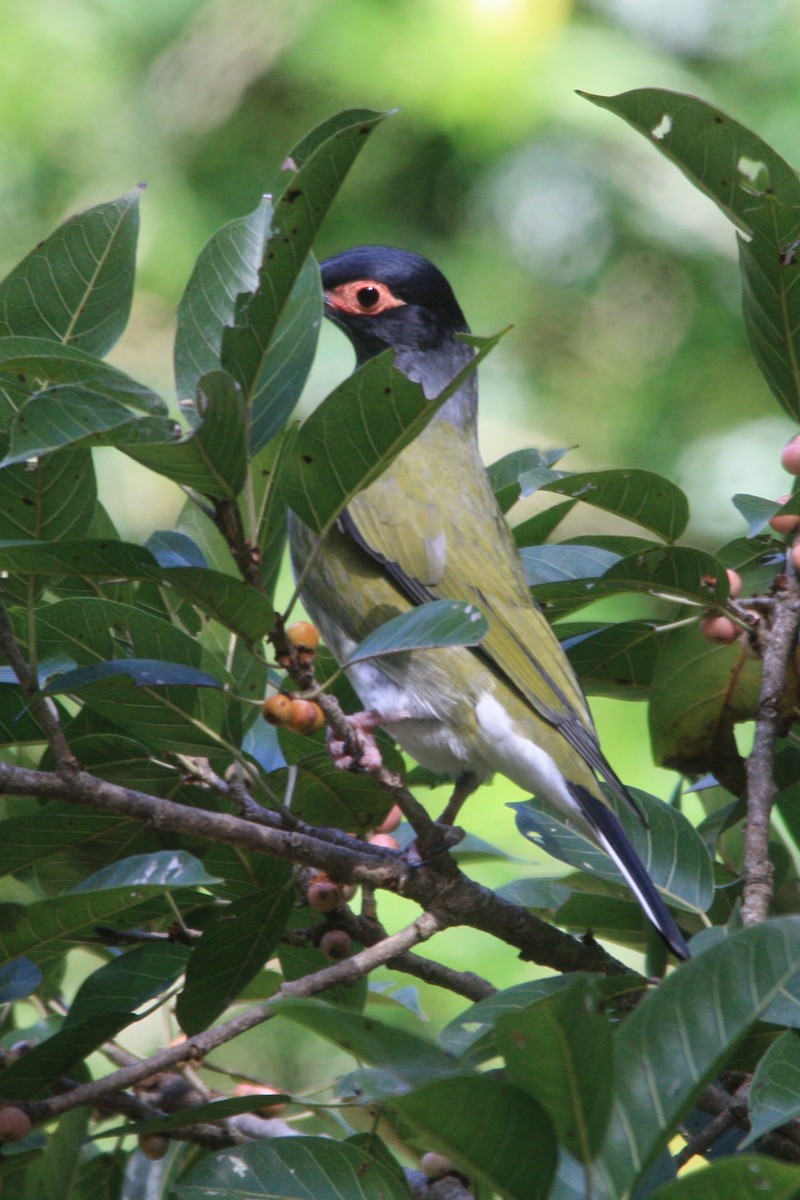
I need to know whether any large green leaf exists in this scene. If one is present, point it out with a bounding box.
[0,852,214,968]
[0,541,274,641]
[541,469,689,542]
[123,369,248,497]
[2,386,174,463]
[280,333,502,533]
[744,1029,800,1146]
[0,447,96,541]
[0,188,142,356]
[344,599,488,665]
[65,942,191,1026]
[221,110,388,454]
[393,1074,556,1200]
[174,1137,411,1200]
[176,864,294,1036]
[559,620,661,698]
[0,1012,132,1100]
[488,446,569,513]
[650,1158,800,1200]
[593,921,800,1198]
[495,977,614,1163]
[174,195,271,401]
[583,88,800,419]
[649,622,762,780]
[513,784,713,915]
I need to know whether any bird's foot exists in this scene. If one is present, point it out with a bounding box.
[327,710,385,772]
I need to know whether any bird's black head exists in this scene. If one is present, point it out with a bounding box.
[320,245,470,365]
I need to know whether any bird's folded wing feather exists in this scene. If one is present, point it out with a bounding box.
[344,420,594,732]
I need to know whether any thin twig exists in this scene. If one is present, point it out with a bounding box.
[26,913,442,1124]
[0,599,78,771]
[742,550,800,926]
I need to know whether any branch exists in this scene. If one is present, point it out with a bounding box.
[0,599,78,771]
[27,913,442,1124]
[742,551,800,926]
[0,760,630,976]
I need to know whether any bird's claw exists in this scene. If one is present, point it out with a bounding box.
[326,711,384,772]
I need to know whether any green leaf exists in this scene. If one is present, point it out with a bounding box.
[732,492,789,537]
[580,88,800,240]
[495,977,614,1162]
[520,544,620,586]
[176,866,294,1036]
[276,998,461,1089]
[124,369,248,498]
[594,920,800,1198]
[0,188,142,355]
[246,255,322,455]
[344,599,488,666]
[93,1092,293,1140]
[270,753,397,832]
[222,110,389,455]
[174,195,271,401]
[513,784,713,914]
[512,499,577,547]
[602,545,729,605]
[541,469,688,541]
[174,1137,412,1200]
[28,1106,92,1200]
[582,88,800,419]
[65,942,191,1026]
[649,622,761,781]
[0,541,274,641]
[488,447,570,513]
[73,850,219,893]
[2,386,174,463]
[440,977,589,1061]
[0,447,96,541]
[393,1074,556,1200]
[744,1029,800,1146]
[47,659,222,690]
[0,1012,130,1100]
[560,620,661,698]
[0,958,42,1003]
[280,333,503,534]
[649,1157,800,1200]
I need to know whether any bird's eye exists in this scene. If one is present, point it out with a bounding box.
[356,286,380,309]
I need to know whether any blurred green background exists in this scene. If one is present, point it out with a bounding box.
[5,0,798,543]
[7,0,800,1091]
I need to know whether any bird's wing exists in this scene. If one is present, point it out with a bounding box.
[343,417,624,763]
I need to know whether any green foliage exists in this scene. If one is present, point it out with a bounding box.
[1,95,800,1199]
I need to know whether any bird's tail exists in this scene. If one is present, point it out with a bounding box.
[570,784,690,961]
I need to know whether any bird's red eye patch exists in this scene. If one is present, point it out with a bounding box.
[324,279,406,317]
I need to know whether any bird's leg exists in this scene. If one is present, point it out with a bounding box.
[436,771,479,826]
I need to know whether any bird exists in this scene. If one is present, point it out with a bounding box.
[288,244,689,961]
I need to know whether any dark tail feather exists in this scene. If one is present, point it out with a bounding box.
[570,785,690,961]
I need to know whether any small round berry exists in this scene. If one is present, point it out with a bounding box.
[769,496,800,534]
[138,1133,170,1161]
[287,698,326,735]
[286,621,320,654]
[699,614,739,644]
[368,832,400,851]
[781,435,800,475]
[319,929,353,961]
[0,1106,32,1143]
[375,804,403,834]
[420,1152,456,1180]
[307,875,342,913]
[262,693,294,726]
